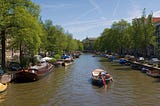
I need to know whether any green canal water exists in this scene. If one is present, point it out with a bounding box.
[0,54,160,106]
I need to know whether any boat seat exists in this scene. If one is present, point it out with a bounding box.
[92,72,99,76]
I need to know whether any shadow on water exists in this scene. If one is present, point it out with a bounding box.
[88,78,103,88]
[98,59,109,62]
[152,78,160,83]
[110,63,122,66]
[88,77,113,91]
[87,78,92,85]
[114,67,132,71]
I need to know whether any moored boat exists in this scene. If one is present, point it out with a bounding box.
[0,83,8,93]
[146,70,160,78]
[51,59,64,67]
[0,74,12,93]
[13,62,54,83]
[91,69,113,86]
[62,58,74,66]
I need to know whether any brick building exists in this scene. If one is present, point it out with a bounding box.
[154,17,160,56]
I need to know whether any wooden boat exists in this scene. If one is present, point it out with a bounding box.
[62,58,74,66]
[91,69,113,86]
[0,74,12,93]
[62,62,73,66]
[51,59,64,67]
[13,62,54,82]
[0,83,8,93]
[146,70,160,78]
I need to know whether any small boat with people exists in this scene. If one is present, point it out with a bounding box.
[13,60,54,83]
[91,68,113,87]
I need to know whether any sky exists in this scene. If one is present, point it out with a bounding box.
[32,0,160,40]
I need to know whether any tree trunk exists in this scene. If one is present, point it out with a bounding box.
[19,42,23,67]
[1,30,6,70]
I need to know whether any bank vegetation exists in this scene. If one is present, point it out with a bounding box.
[94,9,156,58]
[0,0,83,69]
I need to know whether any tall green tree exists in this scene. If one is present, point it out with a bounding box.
[11,0,41,66]
[131,9,155,57]
[0,0,42,68]
[111,19,131,54]
[77,40,84,51]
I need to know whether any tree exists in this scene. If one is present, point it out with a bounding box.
[131,9,155,57]
[111,19,131,54]
[0,0,12,69]
[0,0,42,68]
[77,40,84,51]
[94,9,155,57]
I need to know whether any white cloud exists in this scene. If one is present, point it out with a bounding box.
[62,16,134,40]
[42,4,74,9]
[128,0,142,18]
[112,0,120,17]
[63,18,125,34]
[88,0,103,16]
[153,10,160,17]
[74,0,104,21]
[74,8,97,21]
[64,18,113,27]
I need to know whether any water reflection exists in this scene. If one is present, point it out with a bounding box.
[0,91,7,103]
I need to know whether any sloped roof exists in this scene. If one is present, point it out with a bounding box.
[153,17,160,23]
[87,37,96,41]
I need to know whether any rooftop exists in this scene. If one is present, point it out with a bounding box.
[153,17,160,23]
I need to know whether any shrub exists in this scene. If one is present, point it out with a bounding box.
[54,54,61,59]
[48,58,57,63]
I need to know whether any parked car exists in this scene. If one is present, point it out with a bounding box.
[8,62,22,71]
[148,58,160,65]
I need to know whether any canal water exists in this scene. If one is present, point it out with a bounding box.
[0,54,160,106]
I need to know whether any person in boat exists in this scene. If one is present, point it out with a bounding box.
[101,72,106,76]
[101,72,107,79]
[99,72,107,79]
[105,72,111,79]
[105,72,113,82]
[98,72,105,87]
[98,72,102,79]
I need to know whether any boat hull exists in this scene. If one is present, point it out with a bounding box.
[146,71,160,78]
[13,63,54,83]
[0,83,8,93]
[13,71,38,82]
[91,77,113,86]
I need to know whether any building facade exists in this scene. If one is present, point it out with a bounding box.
[82,37,96,52]
[154,18,160,56]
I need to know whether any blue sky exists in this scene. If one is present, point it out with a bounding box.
[32,0,160,40]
